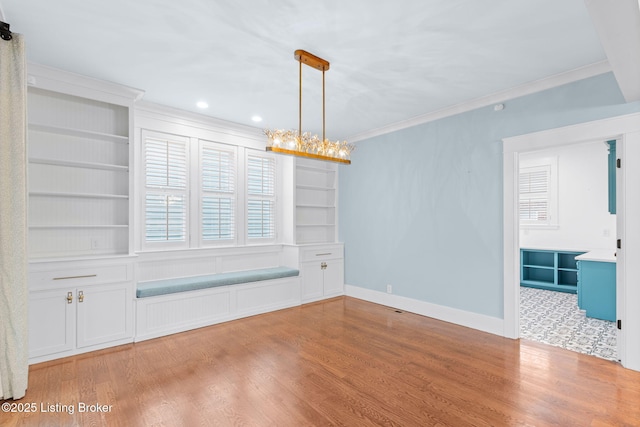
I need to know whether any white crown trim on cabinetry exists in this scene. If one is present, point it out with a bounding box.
[135,101,265,150]
[27,63,144,105]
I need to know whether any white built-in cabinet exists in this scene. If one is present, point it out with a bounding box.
[23,64,346,364]
[28,259,134,363]
[295,158,338,245]
[26,64,142,364]
[294,157,344,300]
[299,244,345,302]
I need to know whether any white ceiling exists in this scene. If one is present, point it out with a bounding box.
[0,0,630,140]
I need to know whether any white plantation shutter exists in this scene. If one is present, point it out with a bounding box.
[202,145,235,241]
[143,133,188,244]
[146,138,187,189]
[247,154,276,239]
[520,165,550,224]
[145,194,187,241]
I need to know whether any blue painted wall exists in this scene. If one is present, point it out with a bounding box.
[338,72,640,319]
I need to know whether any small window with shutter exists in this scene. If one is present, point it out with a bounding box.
[519,157,557,228]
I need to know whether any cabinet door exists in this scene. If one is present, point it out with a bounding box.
[580,261,616,321]
[76,282,132,349]
[301,262,324,301]
[323,259,345,296]
[29,289,75,358]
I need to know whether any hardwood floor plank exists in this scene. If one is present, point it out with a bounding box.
[3,296,640,426]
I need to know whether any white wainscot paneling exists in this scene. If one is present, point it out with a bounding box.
[136,288,232,340]
[134,277,301,342]
[236,278,300,316]
[219,251,280,273]
[137,256,217,282]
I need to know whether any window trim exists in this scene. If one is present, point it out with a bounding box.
[245,150,277,244]
[198,140,238,247]
[141,130,190,251]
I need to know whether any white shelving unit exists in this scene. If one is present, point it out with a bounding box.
[26,64,143,364]
[27,85,133,259]
[295,158,338,244]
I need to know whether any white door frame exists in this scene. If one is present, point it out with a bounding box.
[502,112,640,371]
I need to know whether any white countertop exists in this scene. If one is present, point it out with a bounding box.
[521,246,587,253]
[575,250,617,263]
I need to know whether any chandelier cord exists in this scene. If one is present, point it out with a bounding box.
[298,60,302,140]
[322,70,325,143]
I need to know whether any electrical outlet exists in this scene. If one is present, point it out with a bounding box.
[90,238,101,249]
[386,284,392,294]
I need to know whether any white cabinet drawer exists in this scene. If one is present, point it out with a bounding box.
[299,244,344,262]
[29,263,130,289]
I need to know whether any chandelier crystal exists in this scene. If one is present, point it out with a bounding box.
[265,50,354,164]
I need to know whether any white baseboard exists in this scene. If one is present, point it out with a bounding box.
[345,284,505,337]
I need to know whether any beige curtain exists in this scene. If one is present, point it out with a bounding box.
[0,33,28,400]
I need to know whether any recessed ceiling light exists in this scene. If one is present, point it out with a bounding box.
[196,101,209,109]
[251,115,263,122]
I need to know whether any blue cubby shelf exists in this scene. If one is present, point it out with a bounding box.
[520,249,585,293]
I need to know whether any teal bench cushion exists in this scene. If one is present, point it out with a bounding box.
[136,266,300,298]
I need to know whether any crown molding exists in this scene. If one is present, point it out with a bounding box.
[27,62,145,105]
[348,60,612,143]
[135,100,265,146]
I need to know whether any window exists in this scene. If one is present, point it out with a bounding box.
[143,132,188,246]
[247,154,276,240]
[139,131,281,251]
[519,157,557,227]
[201,143,236,243]
[520,166,549,222]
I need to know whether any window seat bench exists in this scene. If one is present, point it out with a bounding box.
[136,266,300,298]
[134,266,301,342]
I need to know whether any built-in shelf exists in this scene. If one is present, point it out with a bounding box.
[520,248,585,293]
[29,157,129,172]
[27,86,133,260]
[29,253,137,264]
[29,225,129,229]
[296,184,334,191]
[29,123,129,144]
[295,158,338,245]
[297,204,335,209]
[298,239,335,245]
[30,191,129,200]
[296,164,337,173]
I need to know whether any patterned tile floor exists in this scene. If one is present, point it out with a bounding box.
[520,286,618,361]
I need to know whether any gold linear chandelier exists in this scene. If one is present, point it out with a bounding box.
[265,50,354,164]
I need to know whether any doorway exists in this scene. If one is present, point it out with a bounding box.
[502,112,640,371]
[517,141,617,360]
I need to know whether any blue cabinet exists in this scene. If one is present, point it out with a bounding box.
[577,260,616,321]
[520,249,584,293]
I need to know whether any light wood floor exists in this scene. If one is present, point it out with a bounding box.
[3,296,640,426]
